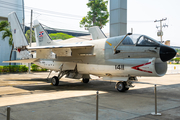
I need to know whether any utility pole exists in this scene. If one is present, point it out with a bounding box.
[30,9,33,47]
[22,0,25,33]
[154,18,168,43]
[28,9,33,74]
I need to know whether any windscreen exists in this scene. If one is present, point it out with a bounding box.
[137,35,160,46]
[121,34,160,46]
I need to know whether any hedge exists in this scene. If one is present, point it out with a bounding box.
[0,65,28,73]
[31,64,48,72]
[0,64,48,73]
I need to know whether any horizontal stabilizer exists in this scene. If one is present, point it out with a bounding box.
[3,58,38,63]
[8,12,28,48]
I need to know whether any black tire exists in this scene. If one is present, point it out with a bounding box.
[115,82,127,92]
[82,78,89,83]
[123,82,129,91]
[51,76,59,86]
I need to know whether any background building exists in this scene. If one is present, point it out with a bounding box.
[0,0,24,65]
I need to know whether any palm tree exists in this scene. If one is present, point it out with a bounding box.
[0,21,14,65]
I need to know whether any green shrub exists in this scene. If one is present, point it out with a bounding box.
[0,64,47,73]
[0,66,3,73]
[0,65,28,73]
[3,66,10,73]
[31,64,39,71]
[31,64,47,72]
[21,65,28,72]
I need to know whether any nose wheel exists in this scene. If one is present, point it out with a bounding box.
[115,82,129,92]
[51,76,59,86]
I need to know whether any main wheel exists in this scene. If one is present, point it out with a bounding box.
[115,82,127,92]
[82,78,89,83]
[123,82,129,91]
[51,76,59,86]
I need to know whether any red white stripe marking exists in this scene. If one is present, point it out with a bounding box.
[131,62,152,73]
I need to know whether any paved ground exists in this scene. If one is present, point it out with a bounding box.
[0,72,180,120]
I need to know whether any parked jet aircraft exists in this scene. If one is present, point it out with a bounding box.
[5,12,176,92]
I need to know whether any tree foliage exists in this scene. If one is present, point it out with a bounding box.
[80,0,109,29]
[0,21,12,45]
[173,57,180,64]
[49,33,74,40]
[25,30,36,43]
[0,21,9,31]
[0,21,14,65]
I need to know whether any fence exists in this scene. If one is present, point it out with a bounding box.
[166,64,180,74]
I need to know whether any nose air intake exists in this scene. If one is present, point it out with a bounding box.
[160,45,177,62]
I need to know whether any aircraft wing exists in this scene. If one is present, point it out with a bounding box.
[27,44,94,50]
[3,58,39,63]
[27,44,95,58]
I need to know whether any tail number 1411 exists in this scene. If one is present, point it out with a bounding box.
[115,65,124,70]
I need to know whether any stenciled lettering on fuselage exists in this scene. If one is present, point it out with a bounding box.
[115,65,124,70]
[39,31,44,42]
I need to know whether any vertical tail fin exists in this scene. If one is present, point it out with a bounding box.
[33,20,55,46]
[8,12,28,48]
[88,26,107,40]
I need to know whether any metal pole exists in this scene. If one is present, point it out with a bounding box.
[155,84,157,114]
[28,9,33,74]
[160,21,162,43]
[151,85,161,116]
[96,91,99,120]
[131,28,133,34]
[30,9,33,47]
[7,106,10,120]
[22,0,25,34]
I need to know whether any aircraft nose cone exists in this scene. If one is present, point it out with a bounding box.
[160,45,177,62]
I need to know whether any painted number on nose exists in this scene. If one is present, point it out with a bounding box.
[115,65,124,70]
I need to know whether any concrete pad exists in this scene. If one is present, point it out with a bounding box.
[0,72,180,120]
[0,87,30,96]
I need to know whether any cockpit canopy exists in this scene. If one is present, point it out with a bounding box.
[121,34,160,46]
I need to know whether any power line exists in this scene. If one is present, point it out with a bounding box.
[0,1,83,18]
[0,3,82,21]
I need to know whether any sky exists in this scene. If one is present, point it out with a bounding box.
[24,0,180,46]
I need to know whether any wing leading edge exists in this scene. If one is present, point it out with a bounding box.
[27,44,94,50]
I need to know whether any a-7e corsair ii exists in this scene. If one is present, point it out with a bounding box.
[6,12,176,92]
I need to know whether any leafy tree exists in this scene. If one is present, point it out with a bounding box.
[80,0,109,29]
[173,57,180,64]
[175,49,180,57]
[49,33,74,40]
[0,21,13,65]
[25,30,36,43]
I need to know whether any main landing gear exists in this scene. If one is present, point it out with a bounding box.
[51,76,59,86]
[115,78,135,92]
[81,78,89,83]
[51,70,66,86]
[115,82,129,92]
